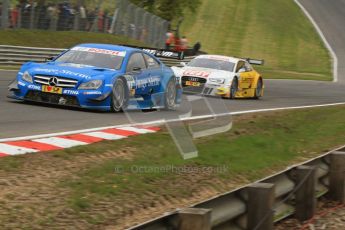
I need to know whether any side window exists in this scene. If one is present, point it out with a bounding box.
[236,61,245,73]
[126,53,147,72]
[143,54,160,69]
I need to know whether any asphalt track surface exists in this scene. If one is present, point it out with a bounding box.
[299,0,345,82]
[1,70,345,139]
[1,0,345,139]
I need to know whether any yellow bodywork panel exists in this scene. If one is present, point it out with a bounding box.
[214,69,264,98]
[236,69,264,98]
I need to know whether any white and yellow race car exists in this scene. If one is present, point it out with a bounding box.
[172,55,264,99]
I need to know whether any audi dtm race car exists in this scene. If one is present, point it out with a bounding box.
[8,44,183,112]
[172,55,264,99]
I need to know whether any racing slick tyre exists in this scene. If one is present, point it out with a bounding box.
[164,77,177,110]
[226,77,238,99]
[111,77,129,112]
[254,78,263,99]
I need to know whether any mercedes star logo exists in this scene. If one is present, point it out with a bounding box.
[48,77,58,86]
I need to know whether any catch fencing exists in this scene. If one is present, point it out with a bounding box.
[0,0,169,48]
[0,45,194,67]
[128,146,345,230]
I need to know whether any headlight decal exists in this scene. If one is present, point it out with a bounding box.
[78,80,103,90]
[209,78,225,84]
[22,71,33,83]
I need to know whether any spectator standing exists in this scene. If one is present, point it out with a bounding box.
[21,1,31,28]
[10,5,19,28]
[57,3,63,30]
[57,1,71,30]
[79,5,87,31]
[165,31,174,50]
[46,3,54,29]
[37,2,48,30]
[180,36,188,51]
[103,9,110,33]
[87,8,96,31]
[97,9,104,32]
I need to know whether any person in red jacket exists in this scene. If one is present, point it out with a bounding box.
[165,31,174,50]
[10,5,19,28]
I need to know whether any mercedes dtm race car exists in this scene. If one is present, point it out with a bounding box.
[172,55,264,99]
[8,44,183,112]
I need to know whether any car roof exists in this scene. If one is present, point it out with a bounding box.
[74,43,141,52]
[195,54,243,63]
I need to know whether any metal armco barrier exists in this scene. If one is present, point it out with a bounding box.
[0,45,195,67]
[128,147,345,230]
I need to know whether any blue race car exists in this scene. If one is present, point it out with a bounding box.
[8,44,183,112]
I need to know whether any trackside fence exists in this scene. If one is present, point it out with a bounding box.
[0,45,195,68]
[128,146,345,230]
[1,0,169,48]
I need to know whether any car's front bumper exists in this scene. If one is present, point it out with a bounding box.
[8,81,112,111]
[181,81,264,98]
[182,82,231,97]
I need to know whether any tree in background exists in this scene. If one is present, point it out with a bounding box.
[130,0,200,22]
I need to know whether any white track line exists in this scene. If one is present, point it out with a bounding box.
[34,137,87,148]
[1,102,345,143]
[294,0,338,82]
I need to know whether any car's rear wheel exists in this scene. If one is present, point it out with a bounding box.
[111,78,128,112]
[164,77,177,110]
[254,78,263,99]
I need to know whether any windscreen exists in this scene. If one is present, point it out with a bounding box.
[55,47,126,70]
[188,58,235,72]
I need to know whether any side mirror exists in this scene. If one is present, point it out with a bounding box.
[180,62,187,67]
[46,56,55,62]
[238,68,246,73]
[132,67,142,72]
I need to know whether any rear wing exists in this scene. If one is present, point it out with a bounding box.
[121,45,185,60]
[246,58,264,65]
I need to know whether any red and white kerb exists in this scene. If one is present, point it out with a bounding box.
[0,126,159,157]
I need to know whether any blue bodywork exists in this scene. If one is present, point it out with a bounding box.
[8,43,182,111]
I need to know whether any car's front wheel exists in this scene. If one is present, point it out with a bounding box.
[164,77,177,110]
[111,78,128,112]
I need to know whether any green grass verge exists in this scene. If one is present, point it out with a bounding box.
[61,106,345,208]
[180,0,332,81]
[0,29,146,48]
